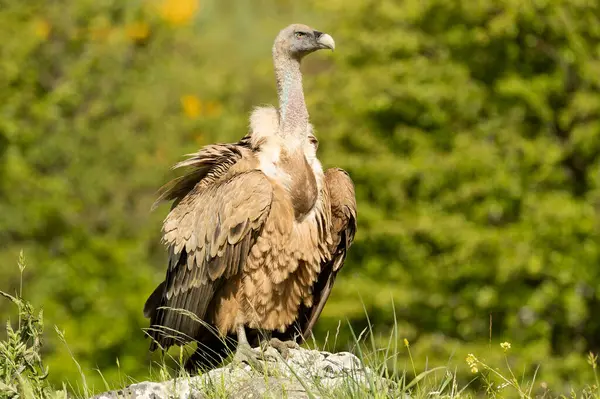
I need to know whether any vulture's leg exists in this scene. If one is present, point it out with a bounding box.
[232,324,275,371]
[236,322,251,347]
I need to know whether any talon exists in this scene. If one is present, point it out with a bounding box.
[232,343,261,368]
[232,342,276,374]
[266,338,299,359]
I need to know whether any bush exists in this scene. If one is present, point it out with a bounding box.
[310,0,600,391]
[0,253,65,399]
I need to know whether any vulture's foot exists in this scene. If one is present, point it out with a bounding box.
[261,338,299,359]
[232,342,276,373]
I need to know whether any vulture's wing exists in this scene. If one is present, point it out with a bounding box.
[151,144,248,210]
[145,145,273,350]
[287,167,357,341]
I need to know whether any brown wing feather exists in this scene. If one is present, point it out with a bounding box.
[145,143,273,351]
[283,167,357,342]
[152,143,249,210]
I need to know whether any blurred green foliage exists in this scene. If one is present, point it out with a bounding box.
[1,0,600,395]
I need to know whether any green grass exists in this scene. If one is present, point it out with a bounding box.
[2,254,600,399]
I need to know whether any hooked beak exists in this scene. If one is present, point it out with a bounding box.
[315,32,335,51]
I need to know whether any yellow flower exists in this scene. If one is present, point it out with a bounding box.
[403,338,409,348]
[465,353,478,370]
[33,18,51,40]
[159,0,199,26]
[500,342,511,352]
[181,95,202,119]
[126,22,150,41]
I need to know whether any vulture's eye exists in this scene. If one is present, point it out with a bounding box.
[294,32,306,39]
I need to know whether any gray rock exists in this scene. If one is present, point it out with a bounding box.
[91,347,394,399]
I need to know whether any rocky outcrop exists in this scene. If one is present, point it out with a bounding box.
[91,346,394,398]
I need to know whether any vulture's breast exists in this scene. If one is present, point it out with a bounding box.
[257,143,319,221]
[279,151,318,220]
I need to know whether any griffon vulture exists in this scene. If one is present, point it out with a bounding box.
[144,24,357,369]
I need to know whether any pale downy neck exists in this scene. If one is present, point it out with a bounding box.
[273,51,309,146]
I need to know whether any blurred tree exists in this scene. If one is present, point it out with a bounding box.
[309,0,600,390]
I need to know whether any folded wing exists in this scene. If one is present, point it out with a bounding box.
[284,167,357,341]
[145,145,273,350]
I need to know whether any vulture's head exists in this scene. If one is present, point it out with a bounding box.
[273,24,335,60]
